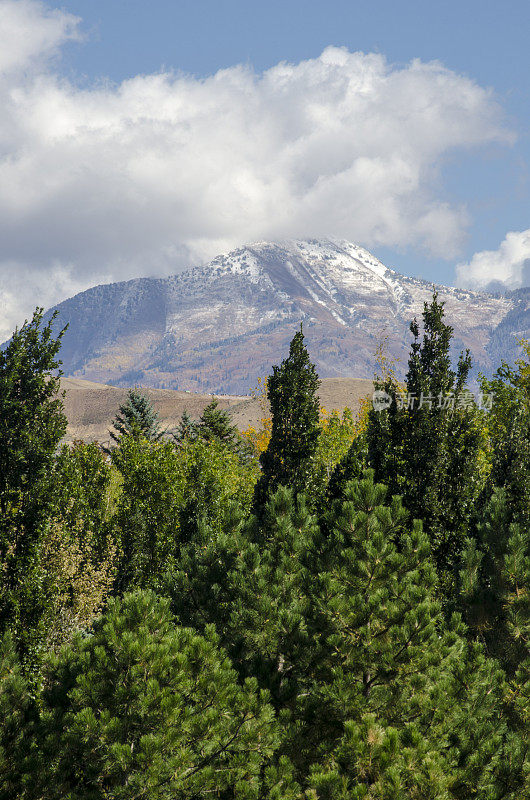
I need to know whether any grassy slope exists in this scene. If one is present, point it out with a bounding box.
[61,376,374,445]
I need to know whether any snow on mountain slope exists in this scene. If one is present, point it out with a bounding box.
[39,238,523,394]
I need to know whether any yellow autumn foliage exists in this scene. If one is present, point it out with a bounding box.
[38,519,116,651]
[242,376,371,469]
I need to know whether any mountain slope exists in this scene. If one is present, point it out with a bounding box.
[61,376,374,445]
[41,239,524,394]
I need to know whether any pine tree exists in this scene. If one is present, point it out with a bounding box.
[460,487,530,675]
[36,591,278,799]
[172,409,199,444]
[227,487,318,708]
[254,326,320,509]
[0,633,38,799]
[302,472,523,798]
[460,353,530,675]
[313,472,441,730]
[107,388,164,449]
[197,399,240,447]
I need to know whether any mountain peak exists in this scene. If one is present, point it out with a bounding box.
[41,238,522,393]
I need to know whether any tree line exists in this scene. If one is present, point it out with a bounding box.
[0,299,529,799]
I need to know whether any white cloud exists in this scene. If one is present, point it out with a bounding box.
[456,229,530,291]
[0,0,514,339]
[0,0,79,74]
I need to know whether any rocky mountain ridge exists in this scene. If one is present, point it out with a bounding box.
[39,239,529,394]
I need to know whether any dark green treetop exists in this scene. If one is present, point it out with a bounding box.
[107,387,164,449]
[0,308,67,525]
[365,294,485,592]
[172,409,199,444]
[26,591,279,800]
[198,399,240,446]
[254,326,320,509]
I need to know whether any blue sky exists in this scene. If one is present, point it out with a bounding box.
[57,0,530,280]
[0,0,529,337]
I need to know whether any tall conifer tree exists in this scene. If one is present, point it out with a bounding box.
[363,294,485,590]
[254,326,320,509]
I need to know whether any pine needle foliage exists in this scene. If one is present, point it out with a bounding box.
[34,591,279,800]
[198,399,240,445]
[172,409,199,444]
[107,388,164,449]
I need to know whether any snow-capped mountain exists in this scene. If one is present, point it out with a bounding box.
[41,239,528,394]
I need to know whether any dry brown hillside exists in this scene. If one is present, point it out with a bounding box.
[61,376,373,445]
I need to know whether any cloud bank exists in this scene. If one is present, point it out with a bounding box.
[456,229,530,292]
[0,0,513,339]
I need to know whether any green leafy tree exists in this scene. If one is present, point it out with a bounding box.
[478,345,530,528]
[107,388,164,449]
[46,441,113,548]
[34,591,279,800]
[254,326,320,510]
[0,309,67,642]
[111,436,257,593]
[326,430,367,503]
[479,339,530,450]
[0,309,67,523]
[4,442,116,668]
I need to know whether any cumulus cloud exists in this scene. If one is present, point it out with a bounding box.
[0,0,514,339]
[0,0,79,74]
[456,229,530,291]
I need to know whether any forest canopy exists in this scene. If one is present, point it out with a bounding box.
[0,300,529,799]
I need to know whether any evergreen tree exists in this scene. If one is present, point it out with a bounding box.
[303,473,525,798]
[0,633,38,800]
[460,349,530,675]
[34,591,278,799]
[460,487,530,674]
[254,326,320,509]
[312,473,441,739]
[227,487,318,708]
[364,294,486,591]
[107,388,164,449]
[172,409,199,444]
[197,399,240,447]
